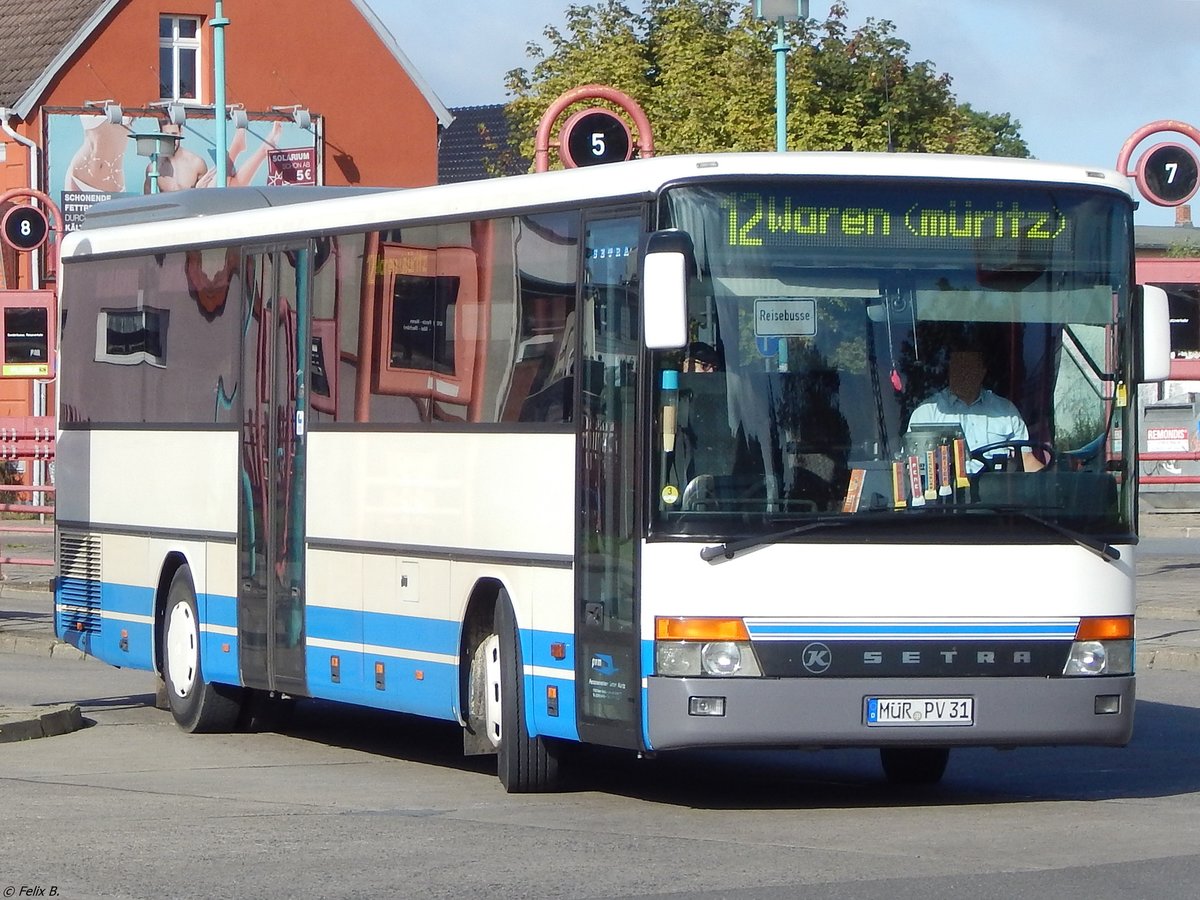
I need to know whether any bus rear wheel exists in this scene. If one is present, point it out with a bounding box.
[880,746,950,785]
[162,565,242,733]
[493,591,561,793]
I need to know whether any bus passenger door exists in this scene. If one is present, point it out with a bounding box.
[238,246,311,696]
[576,211,644,750]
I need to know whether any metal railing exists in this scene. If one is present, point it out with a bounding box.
[0,416,54,577]
[1139,450,1200,485]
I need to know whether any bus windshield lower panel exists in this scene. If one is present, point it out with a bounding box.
[651,179,1134,542]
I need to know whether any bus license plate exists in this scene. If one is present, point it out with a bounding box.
[866,696,974,726]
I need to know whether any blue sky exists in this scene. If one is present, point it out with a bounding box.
[367,0,1200,225]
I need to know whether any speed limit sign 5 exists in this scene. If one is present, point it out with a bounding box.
[559,108,633,168]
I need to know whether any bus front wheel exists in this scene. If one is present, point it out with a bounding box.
[880,746,950,785]
[494,590,561,793]
[162,565,242,733]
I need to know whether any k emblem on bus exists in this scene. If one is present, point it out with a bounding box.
[802,643,833,674]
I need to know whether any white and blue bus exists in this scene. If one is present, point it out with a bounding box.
[55,153,1170,791]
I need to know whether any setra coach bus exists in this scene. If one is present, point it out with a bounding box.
[54,152,1170,791]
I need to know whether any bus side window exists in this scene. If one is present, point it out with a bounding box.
[509,211,579,424]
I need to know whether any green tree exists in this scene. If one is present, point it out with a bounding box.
[504,0,1028,165]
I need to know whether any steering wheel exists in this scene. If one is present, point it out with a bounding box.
[969,439,1056,472]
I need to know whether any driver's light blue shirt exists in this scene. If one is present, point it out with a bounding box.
[907,388,1029,473]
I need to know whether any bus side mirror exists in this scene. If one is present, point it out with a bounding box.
[1137,283,1171,383]
[641,230,691,350]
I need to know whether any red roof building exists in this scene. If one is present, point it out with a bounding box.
[0,0,452,419]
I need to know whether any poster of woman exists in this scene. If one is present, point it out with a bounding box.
[47,109,318,231]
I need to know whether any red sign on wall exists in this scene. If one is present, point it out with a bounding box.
[267,148,317,185]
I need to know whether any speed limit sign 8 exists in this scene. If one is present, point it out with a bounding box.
[1,205,50,251]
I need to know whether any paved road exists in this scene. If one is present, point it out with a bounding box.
[2,650,1200,900]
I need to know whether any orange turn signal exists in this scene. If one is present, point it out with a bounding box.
[655,617,749,641]
[1074,616,1133,641]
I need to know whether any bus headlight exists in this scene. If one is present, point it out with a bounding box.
[701,641,742,675]
[656,642,701,676]
[655,640,762,676]
[654,617,762,677]
[1063,639,1133,676]
[1062,617,1134,677]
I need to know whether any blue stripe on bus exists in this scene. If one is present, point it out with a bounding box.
[744,621,1079,640]
[99,579,152,616]
[305,604,460,656]
[527,627,578,742]
[307,604,580,741]
[640,638,655,752]
[54,577,241,683]
[56,579,583,742]
[199,590,241,684]
[204,592,238,629]
[55,579,155,670]
[305,646,459,721]
[527,630,575,672]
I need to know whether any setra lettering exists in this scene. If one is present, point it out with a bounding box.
[859,648,1035,666]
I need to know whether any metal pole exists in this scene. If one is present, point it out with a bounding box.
[774,17,787,152]
[212,1,230,187]
[149,151,160,194]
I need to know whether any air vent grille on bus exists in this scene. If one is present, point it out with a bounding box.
[57,531,102,635]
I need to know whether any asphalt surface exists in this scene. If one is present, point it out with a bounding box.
[2,515,1199,741]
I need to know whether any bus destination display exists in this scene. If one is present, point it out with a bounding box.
[722,191,1071,252]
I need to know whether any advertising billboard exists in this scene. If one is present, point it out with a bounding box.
[45,108,322,232]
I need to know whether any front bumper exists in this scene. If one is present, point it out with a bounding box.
[645,675,1134,751]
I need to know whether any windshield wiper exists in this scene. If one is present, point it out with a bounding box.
[699,506,1121,563]
[700,518,849,562]
[960,504,1121,563]
[699,504,1121,563]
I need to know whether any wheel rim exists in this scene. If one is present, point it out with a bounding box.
[483,633,502,748]
[166,600,199,698]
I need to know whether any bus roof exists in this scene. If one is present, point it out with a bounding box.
[61,152,1134,260]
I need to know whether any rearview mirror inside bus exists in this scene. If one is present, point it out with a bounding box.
[642,229,691,349]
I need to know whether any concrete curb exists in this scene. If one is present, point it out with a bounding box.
[0,579,55,599]
[0,631,87,660]
[0,704,85,743]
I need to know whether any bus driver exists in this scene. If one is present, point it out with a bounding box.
[907,347,1045,473]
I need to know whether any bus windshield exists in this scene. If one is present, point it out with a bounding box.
[652,178,1134,540]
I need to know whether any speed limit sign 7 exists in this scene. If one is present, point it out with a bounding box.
[1,205,50,251]
[1136,142,1200,207]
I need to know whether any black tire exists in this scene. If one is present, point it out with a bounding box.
[880,746,950,785]
[162,565,242,733]
[495,591,561,792]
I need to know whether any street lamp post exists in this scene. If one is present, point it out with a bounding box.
[212,1,230,187]
[755,0,809,153]
[130,132,182,194]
